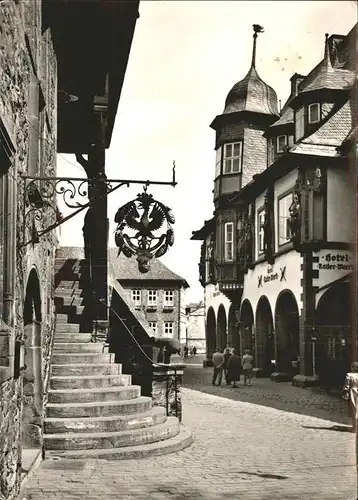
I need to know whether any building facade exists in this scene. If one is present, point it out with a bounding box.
[192,25,356,387]
[0,3,58,498]
[0,1,139,498]
[109,249,189,342]
[185,302,206,354]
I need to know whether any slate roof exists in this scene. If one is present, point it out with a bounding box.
[270,96,294,128]
[108,248,189,288]
[224,66,279,116]
[290,100,353,156]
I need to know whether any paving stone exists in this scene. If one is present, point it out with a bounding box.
[21,385,357,500]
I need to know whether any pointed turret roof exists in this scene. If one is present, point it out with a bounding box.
[223,25,279,116]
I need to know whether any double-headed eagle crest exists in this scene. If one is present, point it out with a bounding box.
[114,191,175,273]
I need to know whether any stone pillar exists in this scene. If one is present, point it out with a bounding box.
[293,252,318,387]
[85,110,109,337]
[152,364,184,422]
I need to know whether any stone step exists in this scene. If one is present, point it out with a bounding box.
[50,374,132,390]
[56,305,85,317]
[57,297,84,307]
[52,342,103,353]
[55,288,83,297]
[48,385,141,404]
[43,417,180,451]
[54,333,92,343]
[55,324,81,333]
[46,396,152,418]
[51,363,121,376]
[44,407,166,434]
[45,426,192,459]
[55,280,81,289]
[52,353,113,365]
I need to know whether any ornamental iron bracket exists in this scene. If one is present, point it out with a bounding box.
[21,162,177,247]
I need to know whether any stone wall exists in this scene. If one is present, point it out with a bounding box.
[0,1,58,499]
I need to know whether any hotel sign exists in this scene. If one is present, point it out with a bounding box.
[317,252,353,272]
[258,265,286,288]
[313,250,353,289]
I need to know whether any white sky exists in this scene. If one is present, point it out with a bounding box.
[58,0,357,303]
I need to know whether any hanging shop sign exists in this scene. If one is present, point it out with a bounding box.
[257,265,286,288]
[114,188,175,273]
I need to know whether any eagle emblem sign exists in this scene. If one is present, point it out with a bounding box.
[114,191,175,273]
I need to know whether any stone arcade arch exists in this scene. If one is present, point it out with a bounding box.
[274,290,300,373]
[22,268,43,450]
[255,296,274,373]
[239,299,255,356]
[315,281,350,386]
[206,307,216,359]
[217,304,227,350]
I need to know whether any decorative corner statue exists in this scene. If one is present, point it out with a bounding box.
[262,191,274,265]
[288,190,301,248]
[114,187,175,273]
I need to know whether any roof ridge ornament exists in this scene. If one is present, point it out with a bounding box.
[324,33,333,71]
[251,24,264,69]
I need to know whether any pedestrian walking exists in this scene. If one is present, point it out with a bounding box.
[212,348,224,386]
[183,345,189,359]
[242,349,254,386]
[342,361,358,432]
[223,348,232,385]
[227,349,242,388]
[192,346,197,356]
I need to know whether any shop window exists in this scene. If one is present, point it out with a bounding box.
[257,209,265,255]
[215,147,222,178]
[278,193,293,246]
[223,142,242,174]
[308,103,320,124]
[224,222,234,261]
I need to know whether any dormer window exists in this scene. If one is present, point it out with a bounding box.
[268,137,275,166]
[277,135,287,153]
[223,142,242,174]
[308,103,320,124]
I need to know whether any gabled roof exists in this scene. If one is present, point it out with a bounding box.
[290,99,353,156]
[270,95,294,129]
[108,248,189,288]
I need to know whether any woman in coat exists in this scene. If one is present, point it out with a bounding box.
[342,361,358,432]
[223,348,232,385]
[227,349,242,388]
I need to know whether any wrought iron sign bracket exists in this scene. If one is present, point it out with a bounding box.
[20,162,177,247]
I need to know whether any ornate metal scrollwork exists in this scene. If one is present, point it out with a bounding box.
[114,188,175,273]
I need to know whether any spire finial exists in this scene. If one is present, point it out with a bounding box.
[251,24,264,68]
[324,33,332,70]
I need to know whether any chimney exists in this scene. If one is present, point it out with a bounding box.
[290,73,305,96]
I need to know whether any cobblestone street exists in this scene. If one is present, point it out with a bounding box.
[22,382,357,500]
[182,361,349,424]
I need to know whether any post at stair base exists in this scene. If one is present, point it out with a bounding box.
[92,319,109,343]
[152,364,185,422]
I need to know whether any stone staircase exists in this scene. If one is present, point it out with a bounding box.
[42,254,193,459]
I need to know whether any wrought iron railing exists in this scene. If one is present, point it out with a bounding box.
[42,308,57,459]
[97,296,183,421]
